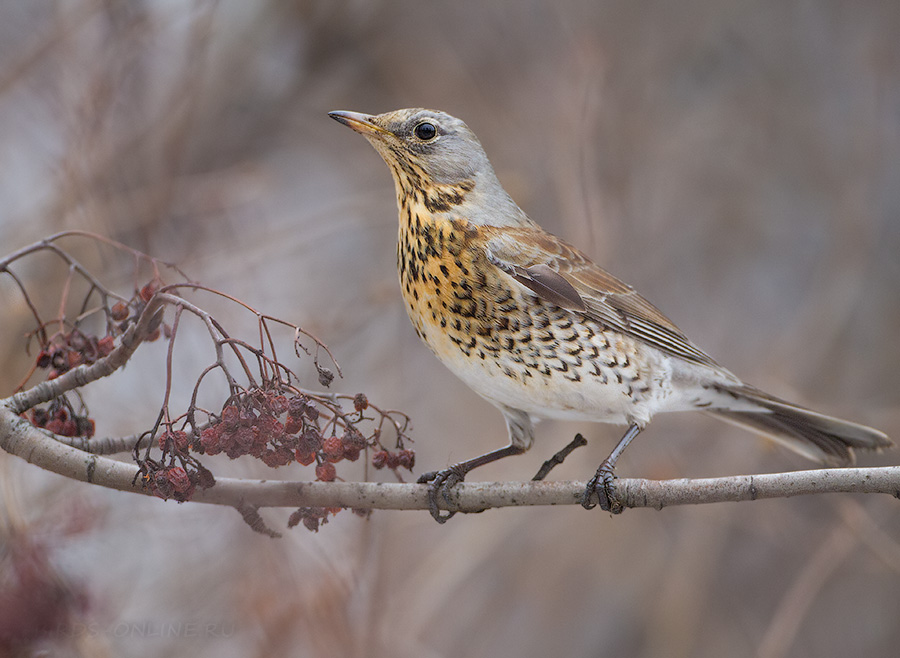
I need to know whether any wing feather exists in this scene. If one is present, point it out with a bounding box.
[483,227,720,369]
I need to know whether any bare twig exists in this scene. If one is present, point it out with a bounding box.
[532,433,588,481]
[1,402,897,513]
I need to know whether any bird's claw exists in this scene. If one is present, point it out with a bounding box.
[582,461,623,514]
[417,466,467,523]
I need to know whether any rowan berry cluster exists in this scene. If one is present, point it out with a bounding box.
[7,233,417,532]
[144,465,196,502]
[26,401,95,439]
[195,387,410,483]
[139,433,215,503]
[34,331,115,380]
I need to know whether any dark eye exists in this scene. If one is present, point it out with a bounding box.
[414,122,437,141]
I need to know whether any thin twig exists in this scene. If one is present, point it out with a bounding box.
[532,433,588,481]
[1,402,898,513]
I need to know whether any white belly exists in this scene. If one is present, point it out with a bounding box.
[426,322,678,427]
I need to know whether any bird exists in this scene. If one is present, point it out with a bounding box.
[328,107,891,523]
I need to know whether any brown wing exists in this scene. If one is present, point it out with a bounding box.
[483,226,720,369]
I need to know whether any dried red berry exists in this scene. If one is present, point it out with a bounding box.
[262,447,294,467]
[110,301,129,321]
[397,449,415,470]
[30,407,49,426]
[153,466,195,502]
[233,426,257,450]
[36,350,52,368]
[147,466,204,497]
[200,424,223,454]
[66,351,82,369]
[239,407,256,427]
[315,462,336,482]
[268,394,288,415]
[322,436,344,462]
[158,430,190,452]
[385,452,400,469]
[287,396,307,419]
[256,415,284,443]
[294,449,316,466]
[353,393,368,412]
[221,405,240,429]
[342,427,367,450]
[167,466,191,489]
[139,281,159,303]
[371,450,389,469]
[299,429,322,453]
[59,419,79,437]
[76,417,96,439]
[284,415,303,435]
[97,335,115,357]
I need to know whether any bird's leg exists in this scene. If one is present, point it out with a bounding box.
[582,423,642,513]
[418,406,533,524]
[418,444,525,523]
[532,433,588,481]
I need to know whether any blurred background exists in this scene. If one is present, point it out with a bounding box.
[1,1,899,656]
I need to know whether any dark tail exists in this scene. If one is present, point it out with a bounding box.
[707,385,891,466]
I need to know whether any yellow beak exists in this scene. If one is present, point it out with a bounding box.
[328,110,391,137]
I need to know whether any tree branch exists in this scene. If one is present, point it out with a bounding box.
[6,294,166,414]
[52,432,149,454]
[2,402,898,513]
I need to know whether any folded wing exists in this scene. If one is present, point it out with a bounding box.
[484,227,720,369]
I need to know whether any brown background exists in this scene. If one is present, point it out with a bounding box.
[1,2,899,657]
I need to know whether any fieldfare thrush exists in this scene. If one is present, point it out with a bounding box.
[329,108,891,523]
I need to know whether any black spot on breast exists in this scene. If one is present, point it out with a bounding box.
[538,331,556,343]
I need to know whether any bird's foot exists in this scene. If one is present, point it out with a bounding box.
[417,465,467,523]
[582,460,623,514]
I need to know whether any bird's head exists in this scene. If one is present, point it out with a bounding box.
[328,108,485,186]
[329,108,533,227]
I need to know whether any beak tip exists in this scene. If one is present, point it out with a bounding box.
[327,110,350,125]
[328,110,386,137]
